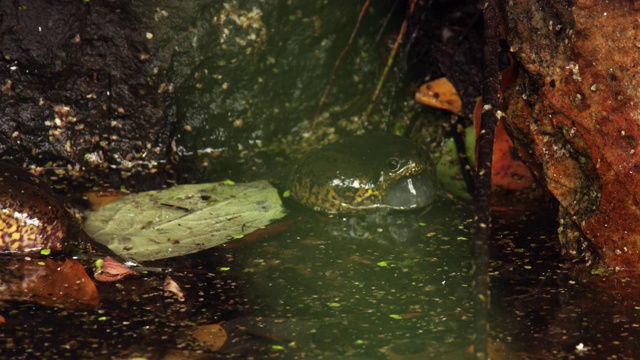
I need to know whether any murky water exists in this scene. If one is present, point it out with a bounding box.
[487,209,640,360]
[4,200,640,359]
[224,201,475,358]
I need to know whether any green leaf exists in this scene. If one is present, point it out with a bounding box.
[84,181,287,262]
[389,314,403,320]
[435,126,476,200]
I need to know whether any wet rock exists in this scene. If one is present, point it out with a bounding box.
[0,0,178,190]
[502,1,640,270]
[0,1,388,190]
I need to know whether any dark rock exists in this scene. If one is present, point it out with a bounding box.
[0,0,177,190]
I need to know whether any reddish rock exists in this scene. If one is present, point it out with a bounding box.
[502,1,640,270]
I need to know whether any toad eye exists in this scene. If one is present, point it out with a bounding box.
[387,157,400,171]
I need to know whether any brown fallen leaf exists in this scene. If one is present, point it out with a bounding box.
[29,258,101,310]
[0,258,100,310]
[415,77,463,114]
[189,323,228,352]
[93,256,140,282]
[163,276,185,301]
[84,190,126,210]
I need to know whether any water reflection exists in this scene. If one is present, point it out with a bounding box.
[228,202,476,358]
[488,210,640,358]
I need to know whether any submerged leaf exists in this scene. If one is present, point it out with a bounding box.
[189,323,228,352]
[0,258,100,310]
[84,181,287,262]
[164,276,185,301]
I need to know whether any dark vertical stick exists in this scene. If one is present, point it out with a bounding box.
[361,0,417,124]
[474,0,500,359]
[311,0,372,133]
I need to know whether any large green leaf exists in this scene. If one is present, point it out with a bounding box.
[84,181,287,262]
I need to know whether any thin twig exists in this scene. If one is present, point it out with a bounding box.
[474,0,500,359]
[311,0,371,133]
[361,0,418,124]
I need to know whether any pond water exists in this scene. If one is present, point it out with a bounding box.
[223,201,475,359]
[5,196,640,359]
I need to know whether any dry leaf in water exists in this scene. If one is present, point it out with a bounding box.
[0,258,99,310]
[190,323,228,352]
[164,276,185,301]
[94,256,140,282]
